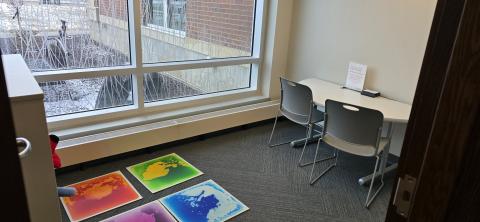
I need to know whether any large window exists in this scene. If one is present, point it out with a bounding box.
[0,0,262,122]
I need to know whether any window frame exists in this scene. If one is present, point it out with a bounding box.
[25,0,266,130]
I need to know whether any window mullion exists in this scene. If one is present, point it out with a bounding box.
[129,0,145,108]
[164,0,169,28]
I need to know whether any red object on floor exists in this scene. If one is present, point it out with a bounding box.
[49,135,61,169]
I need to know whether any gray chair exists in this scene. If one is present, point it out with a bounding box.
[268,78,326,167]
[309,99,390,208]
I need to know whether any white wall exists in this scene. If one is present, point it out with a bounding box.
[287,0,437,155]
[287,0,436,103]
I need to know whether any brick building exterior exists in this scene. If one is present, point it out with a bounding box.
[97,0,254,52]
[97,0,129,20]
[185,0,254,51]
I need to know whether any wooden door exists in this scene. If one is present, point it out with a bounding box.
[0,55,31,220]
[386,0,480,221]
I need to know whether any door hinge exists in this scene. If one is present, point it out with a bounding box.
[393,174,417,218]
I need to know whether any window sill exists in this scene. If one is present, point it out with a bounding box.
[51,94,270,140]
[55,99,279,167]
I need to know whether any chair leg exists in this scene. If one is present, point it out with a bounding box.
[298,139,335,167]
[365,155,385,208]
[268,111,291,147]
[297,124,311,164]
[308,139,337,185]
[298,123,334,167]
[268,113,321,148]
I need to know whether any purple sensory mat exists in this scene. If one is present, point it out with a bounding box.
[101,201,176,222]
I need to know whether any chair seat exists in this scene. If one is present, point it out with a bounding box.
[281,108,324,125]
[323,134,390,157]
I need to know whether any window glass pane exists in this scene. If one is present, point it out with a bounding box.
[144,64,251,102]
[150,0,165,27]
[41,75,133,117]
[167,0,186,31]
[0,0,130,72]
[141,0,255,63]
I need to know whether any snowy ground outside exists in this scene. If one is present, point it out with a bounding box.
[41,78,110,117]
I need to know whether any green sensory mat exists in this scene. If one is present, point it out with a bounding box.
[127,153,203,193]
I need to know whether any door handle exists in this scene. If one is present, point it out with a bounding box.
[17,137,32,159]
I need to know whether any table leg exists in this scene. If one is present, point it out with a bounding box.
[289,135,321,147]
[358,122,397,186]
[359,163,398,186]
[289,124,322,147]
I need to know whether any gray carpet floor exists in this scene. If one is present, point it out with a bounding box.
[56,120,394,222]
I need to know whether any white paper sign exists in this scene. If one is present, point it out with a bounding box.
[345,62,367,91]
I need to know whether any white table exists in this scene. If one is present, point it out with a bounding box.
[298,78,412,185]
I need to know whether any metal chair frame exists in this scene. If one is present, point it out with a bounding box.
[267,78,325,167]
[306,100,389,208]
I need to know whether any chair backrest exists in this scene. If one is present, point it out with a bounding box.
[279,77,313,119]
[323,99,384,150]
